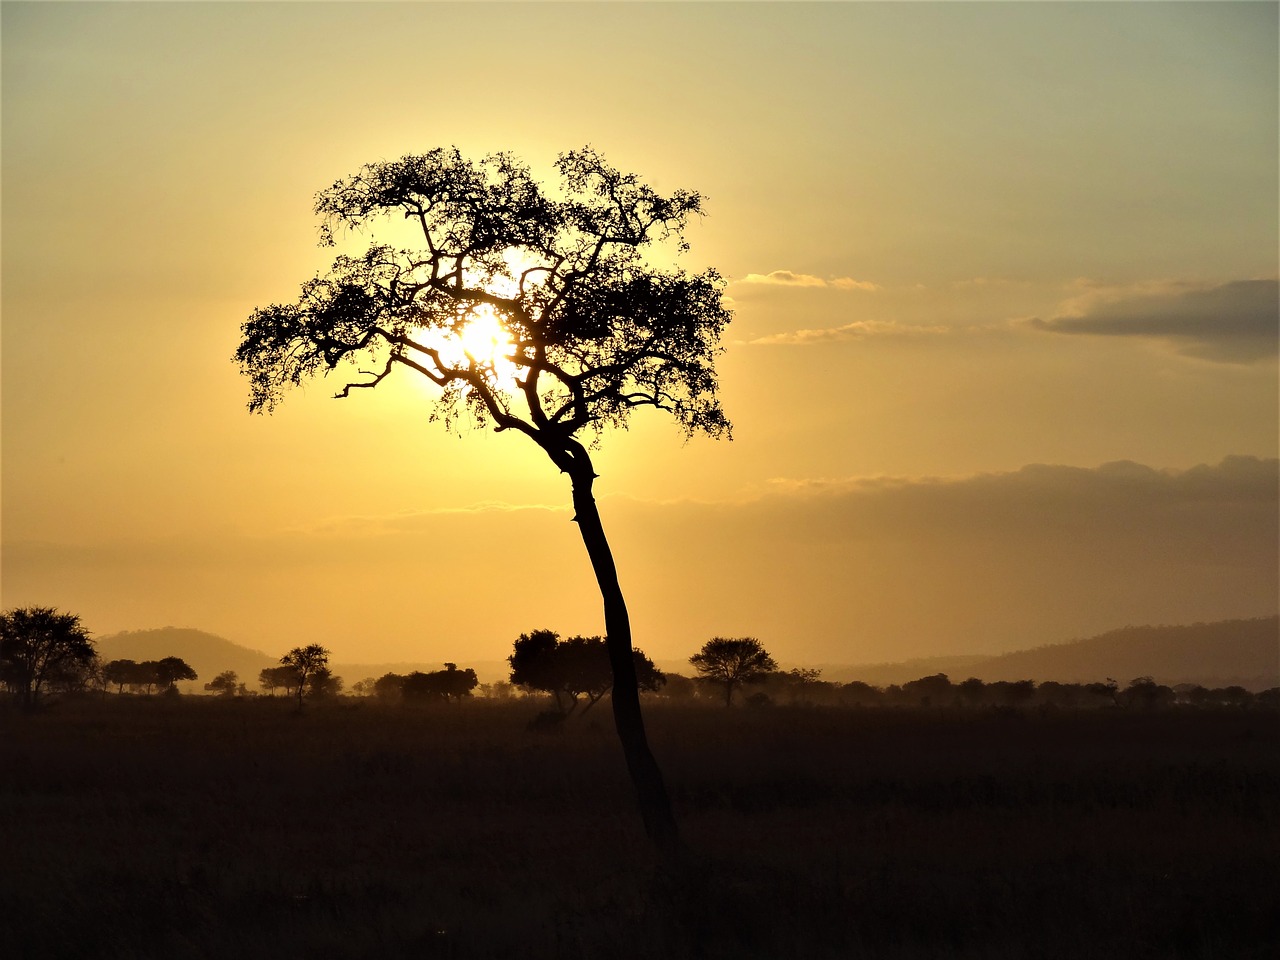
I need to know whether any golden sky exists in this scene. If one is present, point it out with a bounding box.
[3,2,1277,666]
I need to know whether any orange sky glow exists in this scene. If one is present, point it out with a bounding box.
[3,2,1276,667]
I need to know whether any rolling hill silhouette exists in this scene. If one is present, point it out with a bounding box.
[95,628,277,688]
[97,616,1278,693]
[94,627,511,688]
[825,616,1279,690]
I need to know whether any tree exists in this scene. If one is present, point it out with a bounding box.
[104,659,138,694]
[690,637,777,707]
[509,631,663,715]
[236,146,731,852]
[373,672,406,702]
[902,673,953,708]
[153,656,197,693]
[205,670,239,697]
[259,665,298,698]
[280,644,330,710]
[401,664,479,704]
[307,666,344,699]
[0,607,96,709]
[351,677,378,696]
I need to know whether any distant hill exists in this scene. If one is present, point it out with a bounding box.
[96,627,276,691]
[97,616,1278,695]
[827,616,1279,691]
[94,628,514,690]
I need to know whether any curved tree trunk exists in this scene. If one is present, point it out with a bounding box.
[569,465,682,858]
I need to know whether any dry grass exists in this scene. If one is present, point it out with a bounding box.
[1,697,1276,958]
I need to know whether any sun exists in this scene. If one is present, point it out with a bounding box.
[450,306,520,387]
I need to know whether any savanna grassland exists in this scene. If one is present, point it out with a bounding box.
[2,697,1276,959]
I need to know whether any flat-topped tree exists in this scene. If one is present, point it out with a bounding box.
[235,147,732,854]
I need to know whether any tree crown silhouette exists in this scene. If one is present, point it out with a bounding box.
[235,146,732,856]
[236,146,731,454]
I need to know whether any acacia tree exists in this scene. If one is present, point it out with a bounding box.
[280,644,331,710]
[154,656,198,693]
[236,147,731,853]
[259,665,298,697]
[690,637,777,707]
[0,606,96,710]
[205,670,240,697]
[510,631,663,715]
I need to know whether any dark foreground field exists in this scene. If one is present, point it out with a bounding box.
[2,698,1276,959]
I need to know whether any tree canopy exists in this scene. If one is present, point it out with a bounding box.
[0,607,96,709]
[690,637,778,707]
[235,146,731,452]
[280,644,331,710]
[509,630,664,715]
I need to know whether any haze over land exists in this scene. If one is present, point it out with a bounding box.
[3,3,1276,666]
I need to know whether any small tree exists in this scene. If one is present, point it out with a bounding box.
[350,677,378,696]
[902,673,953,708]
[509,631,663,715]
[104,659,138,694]
[280,644,330,710]
[373,672,406,702]
[0,607,96,709]
[236,147,733,852]
[259,665,297,697]
[401,664,479,704]
[154,656,198,693]
[690,637,777,707]
[205,670,239,697]
[307,666,344,699]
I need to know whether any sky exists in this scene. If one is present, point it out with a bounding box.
[3,1,1277,669]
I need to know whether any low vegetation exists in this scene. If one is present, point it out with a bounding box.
[4,608,1276,956]
[1,695,1276,959]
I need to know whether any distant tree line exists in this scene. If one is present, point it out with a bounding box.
[102,658,198,695]
[7,607,1276,713]
[1,606,199,708]
[654,665,1280,711]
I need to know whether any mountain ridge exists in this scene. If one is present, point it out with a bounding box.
[95,615,1278,693]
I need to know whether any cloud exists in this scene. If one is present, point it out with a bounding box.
[739,270,880,292]
[748,320,948,345]
[602,455,1279,659]
[4,458,1275,666]
[1031,279,1279,362]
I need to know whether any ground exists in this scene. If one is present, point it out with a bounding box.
[1,697,1276,958]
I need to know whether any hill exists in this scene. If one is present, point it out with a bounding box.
[96,616,1278,694]
[95,627,276,690]
[94,628,513,690]
[828,616,1279,690]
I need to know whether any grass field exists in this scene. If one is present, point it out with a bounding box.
[2,697,1276,959]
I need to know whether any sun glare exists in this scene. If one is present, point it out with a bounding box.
[426,305,521,391]
[460,310,516,374]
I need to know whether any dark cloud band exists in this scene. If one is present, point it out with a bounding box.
[1033,280,1279,362]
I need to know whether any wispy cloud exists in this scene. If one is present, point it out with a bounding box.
[748,320,948,346]
[738,270,880,292]
[1031,279,1279,363]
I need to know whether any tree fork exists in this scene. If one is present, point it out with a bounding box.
[570,470,682,858]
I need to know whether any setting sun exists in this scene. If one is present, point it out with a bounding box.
[456,308,519,382]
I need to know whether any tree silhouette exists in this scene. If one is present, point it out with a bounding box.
[154,656,197,693]
[401,664,479,704]
[690,637,777,707]
[259,665,298,698]
[104,659,139,694]
[236,147,731,853]
[205,670,239,697]
[509,631,663,715]
[280,644,331,710]
[0,607,96,710]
